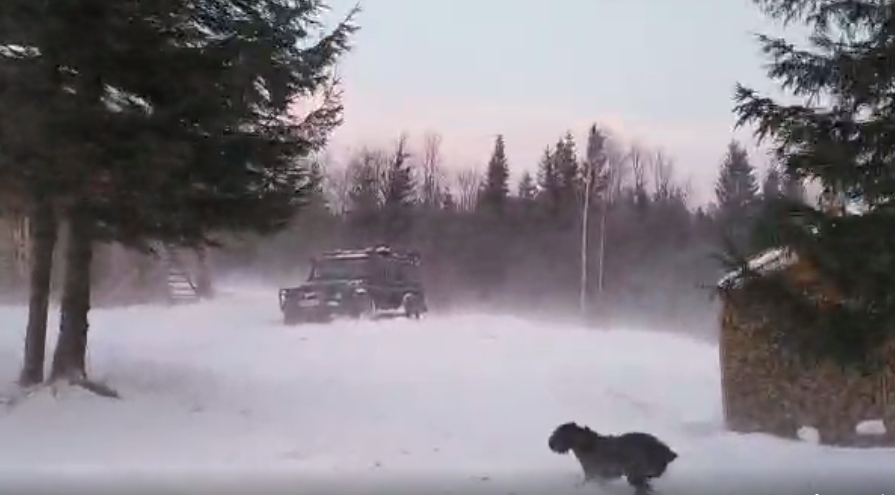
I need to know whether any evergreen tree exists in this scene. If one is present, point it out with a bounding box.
[536,147,561,217]
[478,134,510,215]
[761,166,782,200]
[714,141,760,253]
[0,0,358,387]
[714,141,760,217]
[553,133,580,212]
[583,124,610,202]
[753,165,790,254]
[780,169,806,204]
[0,45,61,387]
[733,0,895,368]
[347,152,383,244]
[382,137,415,245]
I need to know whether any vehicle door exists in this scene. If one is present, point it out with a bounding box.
[377,259,402,309]
[364,257,387,303]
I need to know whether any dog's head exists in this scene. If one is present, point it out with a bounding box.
[548,422,592,454]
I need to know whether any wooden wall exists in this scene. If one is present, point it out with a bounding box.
[719,259,895,447]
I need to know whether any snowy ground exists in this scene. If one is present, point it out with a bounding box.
[0,285,892,494]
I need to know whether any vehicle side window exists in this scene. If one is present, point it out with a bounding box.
[370,258,387,282]
[391,262,406,284]
[398,262,419,284]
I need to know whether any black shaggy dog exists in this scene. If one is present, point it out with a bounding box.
[548,422,678,494]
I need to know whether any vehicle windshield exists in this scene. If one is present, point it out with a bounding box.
[309,257,370,281]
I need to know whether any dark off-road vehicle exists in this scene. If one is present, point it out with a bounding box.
[278,246,428,325]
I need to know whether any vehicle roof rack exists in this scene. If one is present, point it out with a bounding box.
[318,245,421,264]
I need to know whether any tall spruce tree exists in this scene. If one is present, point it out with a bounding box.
[753,165,790,253]
[583,124,609,203]
[347,151,384,244]
[714,141,760,217]
[554,133,579,204]
[780,169,806,204]
[761,166,782,200]
[714,141,760,254]
[536,147,561,217]
[0,0,358,388]
[479,134,510,215]
[381,137,415,245]
[733,0,895,368]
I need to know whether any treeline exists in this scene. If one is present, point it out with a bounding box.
[216,127,806,335]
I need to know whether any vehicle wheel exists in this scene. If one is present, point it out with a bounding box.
[283,311,301,326]
[403,294,423,319]
[355,296,377,320]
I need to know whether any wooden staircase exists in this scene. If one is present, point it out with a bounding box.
[156,242,200,305]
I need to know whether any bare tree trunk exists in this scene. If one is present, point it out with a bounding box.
[49,202,118,398]
[18,199,57,387]
[579,162,591,319]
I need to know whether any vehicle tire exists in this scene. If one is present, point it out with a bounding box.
[354,296,377,320]
[283,311,301,326]
[403,293,423,319]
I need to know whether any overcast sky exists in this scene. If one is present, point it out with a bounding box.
[324,0,794,205]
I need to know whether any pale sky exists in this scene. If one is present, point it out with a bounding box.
[324,0,794,205]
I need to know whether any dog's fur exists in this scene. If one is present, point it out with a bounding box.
[548,422,678,494]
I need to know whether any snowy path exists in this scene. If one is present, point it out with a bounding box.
[0,287,891,494]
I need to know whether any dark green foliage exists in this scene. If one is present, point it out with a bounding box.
[99,1,359,248]
[732,0,895,368]
[1,0,358,247]
[761,166,782,199]
[382,137,415,244]
[479,134,510,215]
[555,133,579,193]
[346,150,384,244]
[583,125,610,200]
[781,168,806,203]
[714,141,760,219]
[0,0,358,383]
[554,133,580,220]
[536,147,561,217]
[713,141,762,256]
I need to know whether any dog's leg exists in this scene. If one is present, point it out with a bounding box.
[593,478,612,490]
[626,475,653,495]
[574,472,600,489]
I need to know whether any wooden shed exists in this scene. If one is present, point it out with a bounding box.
[0,204,32,296]
[717,246,895,447]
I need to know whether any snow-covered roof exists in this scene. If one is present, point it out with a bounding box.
[317,246,422,264]
[718,195,874,289]
[319,252,369,260]
[717,247,799,289]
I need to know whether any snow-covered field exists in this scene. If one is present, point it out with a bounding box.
[0,285,891,494]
